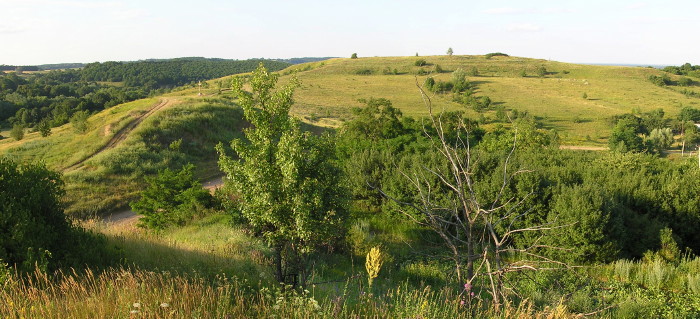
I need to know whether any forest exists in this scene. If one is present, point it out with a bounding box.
[2,62,700,317]
[0,58,289,136]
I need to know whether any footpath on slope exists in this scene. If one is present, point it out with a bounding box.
[64,98,175,172]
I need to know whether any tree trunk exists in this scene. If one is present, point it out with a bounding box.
[274,244,284,285]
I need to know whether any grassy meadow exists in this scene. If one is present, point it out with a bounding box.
[280,55,700,144]
[2,212,700,318]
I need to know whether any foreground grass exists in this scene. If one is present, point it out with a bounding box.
[3,212,700,318]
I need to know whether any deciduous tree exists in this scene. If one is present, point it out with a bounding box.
[217,64,348,287]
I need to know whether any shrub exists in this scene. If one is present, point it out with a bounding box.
[424,77,435,91]
[678,77,693,87]
[70,110,90,133]
[537,66,547,77]
[0,158,111,271]
[130,163,214,231]
[351,53,358,59]
[36,119,52,137]
[485,52,509,59]
[648,74,671,86]
[414,59,427,67]
[10,124,24,141]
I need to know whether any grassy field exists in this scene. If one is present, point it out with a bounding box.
[2,212,699,318]
[279,55,700,144]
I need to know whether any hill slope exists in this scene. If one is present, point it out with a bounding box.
[280,55,699,144]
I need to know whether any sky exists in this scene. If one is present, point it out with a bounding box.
[0,0,698,66]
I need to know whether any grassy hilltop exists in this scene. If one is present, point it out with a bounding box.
[281,55,699,144]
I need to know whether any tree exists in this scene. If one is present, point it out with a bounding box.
[217,64,348,287]
[378,86,567,309]
[447,47,453,56]
[130,163,213,231]
[70,110,89,134]
[536,66,547,77]
[609,117,645,152]
[10,124,24,141]
[37,119,51,137]
[351,53,358,59]
[647,127,674,153]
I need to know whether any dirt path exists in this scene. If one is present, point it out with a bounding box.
[104,175,225,225]
[559,145,608,151]
[64,98,174,172]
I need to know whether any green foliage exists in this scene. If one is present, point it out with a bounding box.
[217,64,348,286]
[351,53,358,59]
[0,59,289,128]
[609,116,645,152]
[355,68,372,75]
[536,65,547,77]
[130,163,214,231]
[434,64,443,73]
[446,47,453,56]
[678,77,693,87]
[36,118,51,137]
[0,158,111,271]
[70,110,89,134]
[647,127,674,153]
[648,74,672,86]
[414,59,427,67]
[485,52,509,59]
[9,124,24,141]
[582,92,588,99]
[423,77,435,91]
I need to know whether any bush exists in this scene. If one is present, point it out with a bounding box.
[414,59,427,67]
[0,158,111,271]
[485,52,509,59]
[351,53,358,59]
[537,66,547,77]
[648,74,671,87]
[678,77,693,87]
[70,110,90,133]
[10,124,24,141]
[130,163,214,231]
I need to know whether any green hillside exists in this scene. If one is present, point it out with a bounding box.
[280,55,699,144]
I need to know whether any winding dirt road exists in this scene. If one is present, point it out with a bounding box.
[64,98,175,172]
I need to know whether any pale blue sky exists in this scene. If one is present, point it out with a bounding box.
[0,0,697,65]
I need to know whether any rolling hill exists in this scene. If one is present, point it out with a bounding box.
[279,55,699,144]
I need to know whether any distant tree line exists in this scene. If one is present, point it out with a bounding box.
[0,58,290,137]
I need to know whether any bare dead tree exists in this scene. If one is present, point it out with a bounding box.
[376,80,570,310]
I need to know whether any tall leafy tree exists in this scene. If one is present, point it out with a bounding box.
[217,64,347,287]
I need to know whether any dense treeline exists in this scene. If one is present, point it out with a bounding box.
[80,58,290,89]
[0,58,290,133]
[336,99,700,265]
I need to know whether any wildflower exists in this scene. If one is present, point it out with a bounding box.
[463,283,472,291]
[160,302,170,308]
[460,300,465,306]
[130,310,139,314]
[132,302,141,308]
